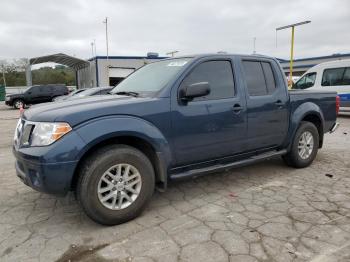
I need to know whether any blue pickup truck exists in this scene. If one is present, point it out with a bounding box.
[13,54,339,225]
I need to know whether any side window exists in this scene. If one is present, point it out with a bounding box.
[322,67,345,86]
[56,86,64,94]
[242,61,267,96]
[294,73,316,89]
[343,67,350,85]
[30,86,40,94]
[261,62,276,93]
[40,86,51,94]
[180,60,235,101]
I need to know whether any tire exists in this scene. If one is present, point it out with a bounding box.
[282,121,319,168]
[13,99,25,109]
[77,144,155,225]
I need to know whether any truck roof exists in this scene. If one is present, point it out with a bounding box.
[178,53,272,58]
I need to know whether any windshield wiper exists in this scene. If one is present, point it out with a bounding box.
[114,91,139,97]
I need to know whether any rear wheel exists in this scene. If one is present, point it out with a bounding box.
[282,121,319,168]
[13,99,24,109]
[77,144,155,225]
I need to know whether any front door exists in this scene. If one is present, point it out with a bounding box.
[241,59,289,151]
[171,59,247,166]
[27,86,42,104]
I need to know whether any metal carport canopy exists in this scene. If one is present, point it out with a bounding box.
[29,53,90,70]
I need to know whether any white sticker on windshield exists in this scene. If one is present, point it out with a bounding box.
[167,60,188,67]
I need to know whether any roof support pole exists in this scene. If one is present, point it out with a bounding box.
[25,62,32,87]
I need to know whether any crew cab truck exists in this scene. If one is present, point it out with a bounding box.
[13,54,339,225]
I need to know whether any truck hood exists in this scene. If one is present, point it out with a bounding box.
[23,95,158,126]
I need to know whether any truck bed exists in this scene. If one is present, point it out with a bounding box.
[289,89,337,133]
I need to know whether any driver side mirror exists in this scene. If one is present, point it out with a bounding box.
[180,82,210,102]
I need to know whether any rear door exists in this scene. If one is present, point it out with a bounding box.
[240,58,289,151]
[39,86,53,102]
[171,58,247,166]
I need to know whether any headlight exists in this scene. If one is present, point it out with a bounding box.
[31,122,72,146]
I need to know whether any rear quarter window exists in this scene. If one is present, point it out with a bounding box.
[261,62,276,93]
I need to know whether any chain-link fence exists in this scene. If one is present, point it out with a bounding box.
[0,85,5,101]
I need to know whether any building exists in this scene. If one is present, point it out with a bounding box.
[278,53,350,76]
[27,52,350,88]
[77,52,350,87]
[77,53,167,88]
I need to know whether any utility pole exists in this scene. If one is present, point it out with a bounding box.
[276,20,311,88]
[90,42,94,57]
[93,39,97,57]
[103,17,109,63]
[1,64,6,86]
[166,50,179,57]
[253,37,256,54]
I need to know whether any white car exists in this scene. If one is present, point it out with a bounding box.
[293,59,350,108]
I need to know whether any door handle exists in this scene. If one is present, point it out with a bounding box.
[275,100,284,108]
[233,104,243,113]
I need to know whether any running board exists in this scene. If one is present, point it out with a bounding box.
[170,149,287,180]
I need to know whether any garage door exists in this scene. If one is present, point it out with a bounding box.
[109,68,135,78]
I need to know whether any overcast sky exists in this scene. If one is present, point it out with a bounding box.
[0,0,349,62]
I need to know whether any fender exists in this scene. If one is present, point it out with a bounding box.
[74,115,173,180]
[285,102,325,150]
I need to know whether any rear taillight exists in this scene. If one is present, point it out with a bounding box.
[336,95,340,115]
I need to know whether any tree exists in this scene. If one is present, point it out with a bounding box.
[0,59,76,86]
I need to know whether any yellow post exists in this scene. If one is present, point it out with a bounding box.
[289,26,295,89]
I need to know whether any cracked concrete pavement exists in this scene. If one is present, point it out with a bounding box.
[0,103,350,262]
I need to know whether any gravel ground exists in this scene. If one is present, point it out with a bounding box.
[0,102,350,262]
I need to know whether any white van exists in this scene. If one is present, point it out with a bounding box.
[293,59,350,107]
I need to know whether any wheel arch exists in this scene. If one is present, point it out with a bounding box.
[288,102,325,150]
[301,114,324,148]
[70,117,172,192]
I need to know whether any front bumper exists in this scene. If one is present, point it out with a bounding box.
[14,154,78,196]
[12,128,85,196]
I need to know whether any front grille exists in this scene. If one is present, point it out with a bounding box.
[14,119,34,148]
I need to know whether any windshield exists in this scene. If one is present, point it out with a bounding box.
[293,72,316,89]
[23,85,38,93]
[111,58,191,95]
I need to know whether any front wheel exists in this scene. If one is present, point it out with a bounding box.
[13,99,25,109]
[282,121,319,168]
[77,144,155,225]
